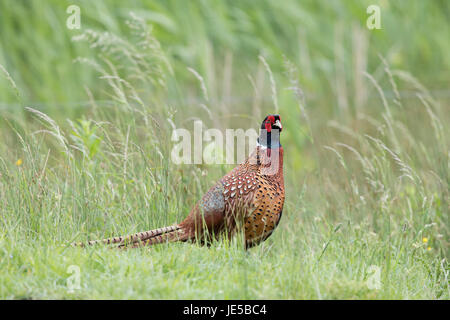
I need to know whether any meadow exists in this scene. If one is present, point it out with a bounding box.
[0,0,448,299]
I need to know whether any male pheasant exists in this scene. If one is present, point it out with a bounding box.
[73,114,284,249]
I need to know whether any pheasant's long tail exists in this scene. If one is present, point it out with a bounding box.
[71,225,182,247]
[119,226,191,248]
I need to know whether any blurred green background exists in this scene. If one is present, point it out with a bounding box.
[1,0,449,112]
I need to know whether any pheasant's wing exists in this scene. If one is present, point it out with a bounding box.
[179,162,258,238]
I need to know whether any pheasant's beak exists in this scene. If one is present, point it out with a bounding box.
[274,119,282,131]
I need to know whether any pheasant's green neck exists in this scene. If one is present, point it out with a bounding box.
[257,129,281,149]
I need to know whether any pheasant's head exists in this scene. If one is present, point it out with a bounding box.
[257,114,282,150]
[261,114,282,133]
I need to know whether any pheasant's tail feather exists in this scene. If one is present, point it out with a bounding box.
[71,225,180,247]
[122,227,191,248]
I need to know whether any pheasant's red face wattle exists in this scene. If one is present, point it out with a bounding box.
[265,115,276,132]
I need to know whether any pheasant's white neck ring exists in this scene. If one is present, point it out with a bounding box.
[256,141,267,149]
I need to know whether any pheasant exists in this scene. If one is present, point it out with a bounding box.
[73,114,284,249]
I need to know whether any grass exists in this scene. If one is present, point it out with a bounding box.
[0,1,449,299]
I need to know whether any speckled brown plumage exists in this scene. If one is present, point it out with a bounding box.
[72,114,284,249]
